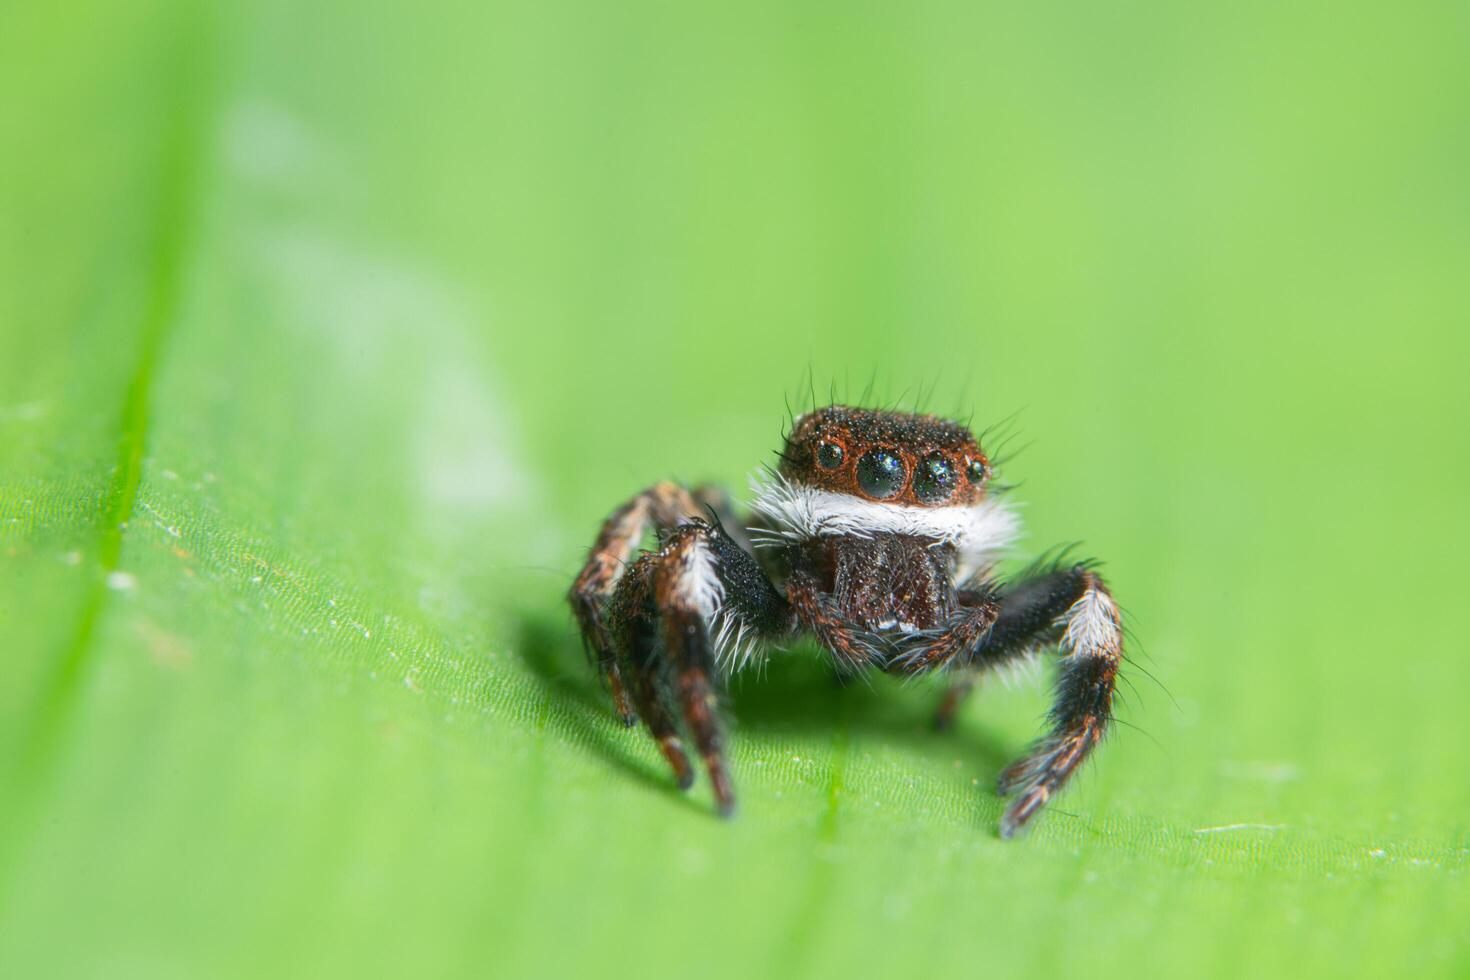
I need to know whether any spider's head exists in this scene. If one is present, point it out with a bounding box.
[779,406,992,508]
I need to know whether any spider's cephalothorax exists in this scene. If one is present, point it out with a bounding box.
[568,405,1123,838]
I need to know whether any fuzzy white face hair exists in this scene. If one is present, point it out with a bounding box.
[746,470,1020,580]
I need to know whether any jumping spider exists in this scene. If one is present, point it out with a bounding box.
[569,405,1122,837]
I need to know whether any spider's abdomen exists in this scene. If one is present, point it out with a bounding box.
[824,534,955,633]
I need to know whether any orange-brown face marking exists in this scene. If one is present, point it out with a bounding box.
[779,406,991,507]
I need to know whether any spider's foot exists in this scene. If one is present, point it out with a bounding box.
[603,665,638,726]
[995,720,1103,837]
[657,735,695,790]
[709,762,737,819]
[996,752,1050,838]
[999,787,1049,839]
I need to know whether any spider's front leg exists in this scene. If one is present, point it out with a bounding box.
[568,482,713,724]
[901,564,1123,838]
[607,519,789,815]
[994,566,1122,837]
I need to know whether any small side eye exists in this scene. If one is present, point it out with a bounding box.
[816,442,844,469]
[967,458,989,483]
[914,453,957,503]
[856,450,905,499]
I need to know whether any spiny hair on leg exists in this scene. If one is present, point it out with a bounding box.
[710,608,764,673]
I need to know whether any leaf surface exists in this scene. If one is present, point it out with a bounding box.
[3,3,1468,978]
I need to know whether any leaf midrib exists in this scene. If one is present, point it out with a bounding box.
[0,13,216,909]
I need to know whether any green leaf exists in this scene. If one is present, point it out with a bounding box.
[3,2,1468,978]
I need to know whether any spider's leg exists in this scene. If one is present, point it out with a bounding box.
[976,567,1123,834]
[933,674,980,733]
[568,482,706,724]
[931,573,1086,729]
[615,519,790,814]
[947,564,1123,838]
[607,557,695,787]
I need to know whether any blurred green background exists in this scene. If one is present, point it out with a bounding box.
[2,1,1468,977]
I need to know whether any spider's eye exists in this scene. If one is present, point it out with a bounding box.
[967,458,989,483]
[856,450,905,499]
[914,453,957,503]
[816,442,844,469]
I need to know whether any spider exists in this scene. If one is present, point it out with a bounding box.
[568,405,1123,838]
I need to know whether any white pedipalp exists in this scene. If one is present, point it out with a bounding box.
[745,470,1021,577]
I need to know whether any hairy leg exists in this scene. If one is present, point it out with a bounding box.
[930,571,1092,727]
[608,559,696,788]
[908,564,1123,837]
[567,482,706,723]
[608,520,790,814]
[994,567,1121,838]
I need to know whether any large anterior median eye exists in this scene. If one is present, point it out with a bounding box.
[856,449,905,499]
[914,453,956,503]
